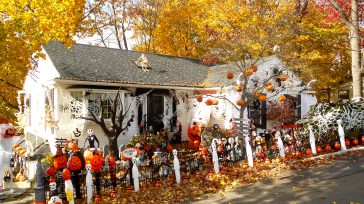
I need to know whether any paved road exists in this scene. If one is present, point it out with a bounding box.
[192,155,364,204]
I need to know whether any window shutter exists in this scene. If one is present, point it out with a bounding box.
[296,94,301,120]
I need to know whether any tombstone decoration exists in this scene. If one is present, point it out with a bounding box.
[337,120,347,151]
[131,157,140,192]
[172,149,181,184]
[62,168,74,204]
[85,164,93,204]
[276,131,285,158]
[308,126,317,155]
[34,157,46,203]
[211,142,220,174]
[84,129,100,149]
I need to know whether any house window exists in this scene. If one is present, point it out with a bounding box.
[338,90,349,100]
[248,99,266,129]
[71,91,83,102]
[87,93,117,119]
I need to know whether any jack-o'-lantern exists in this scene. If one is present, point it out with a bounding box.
[46,167,56,176]
[54,155,68,170]
[334,142,341,150]
[4,126,16,138]
[325,144,332,151]
[305,149,312,155]
[266,83,274,92]
[245,69,254,76]
[68,155,83,171]
[205,98,213,106]
[316,146,322,153]
[193,140,200,149]
[187,123,201,141]
[352,138,359,145]
[196,96,203,102]
[62,168,71,180]
[84,149,93,164]
[259,95,267,102]
[236,99,245,106]
[278,75,287,81]
[227,71,234,79]
[278,95,286,102]
[90,154,103,171]
[251,65,258,72]
[212,99,219,105]
[166,144,173,153]
[345,139,350,147]
[108,155,116,167]
[236,85,243,92]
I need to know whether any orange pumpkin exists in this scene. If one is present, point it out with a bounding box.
[279,75,287,81]
[193,140,200,149]
[68,155,83,171]
[334,142,341,150]
[62,168,71,180]
[245,69,254,76]
[196,96,203,102]
[352,138,359,145]
[305,149,312,155]
[205,98,213,106]
[166,144,173,153]
[226,71,234,79]
[187,123,201,141]
[236,99,245,106]
[94,195,102,203]
[361,135,364,143]
[325,144,332,152]
[212,99,219,105]
[46,167,56,176]
[251,65,258,72]
[12,143,19,148]
[278,95,286,102]
[54,155,68,170]
[255,92,261,97]
[295,151,302,158]
[266,83,274,92]
[345,139,350,147]
[90,154,103,171]
[236,85,243,92]
[316,146,322,154]
[258,95,267,102]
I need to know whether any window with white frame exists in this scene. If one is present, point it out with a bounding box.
[87,92,117,119]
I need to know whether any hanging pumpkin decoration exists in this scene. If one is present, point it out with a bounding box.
[62,168,71,180]
[226,71,234,79]
[196,96,203,102]
[212,99,219,105]
[251,65,258,72]
[193,140,200,149]
[236,99,245,106]
[259,95,267,102]
[166,144,173,153]
[54,155,68,170]
[236,85,243,92]
[187,122,202,141]
[205,98,213,106]
[278,75,287,81]
[68,155,83,171]
[90,154,104,171]
[278,95,286,102]
[266,83,274,92]
[46,167,56,176]
[245,69,254,76]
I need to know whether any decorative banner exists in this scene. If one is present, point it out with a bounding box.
[121,148,140,161]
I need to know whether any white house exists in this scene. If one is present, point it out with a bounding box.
[19,41,316,155]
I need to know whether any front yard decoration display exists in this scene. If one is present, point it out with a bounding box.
[131,157,140,192]
[173,149,181,184]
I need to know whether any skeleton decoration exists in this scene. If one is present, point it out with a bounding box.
[211,142,220,174]
[49,178,58,197]
[135,54,150,72]
[245,137,254,167]
[84,129,100,149]
[172,149,181,184]
[132,157,140,192]
[308,126,317,155]
[48,195,63,204]
[337,120,347,151]
[85,164,93,204]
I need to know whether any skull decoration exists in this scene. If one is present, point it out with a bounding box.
[86,163,92,171]
[172,149,178,157]
[49,180,57,191]
[87,129,93,135]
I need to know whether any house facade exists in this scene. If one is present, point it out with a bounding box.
[19,41,316,155]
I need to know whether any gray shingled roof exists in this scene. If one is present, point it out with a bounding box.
[43,41,210,87]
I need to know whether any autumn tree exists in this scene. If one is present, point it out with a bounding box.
[0,0,86,121]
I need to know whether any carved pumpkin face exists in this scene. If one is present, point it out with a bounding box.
[187,123,201,142]
[90,154,103,171]
[46,167,56,176]
[68,155,82,171]
[62,168,71,180]
[54,155,68,170]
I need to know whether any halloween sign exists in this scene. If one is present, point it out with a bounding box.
[121,148,140,161]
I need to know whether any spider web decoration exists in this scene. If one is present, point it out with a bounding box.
[70,99,84,119]
[87,97,101,117]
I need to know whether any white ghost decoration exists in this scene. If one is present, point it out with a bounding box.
[211,142,219,174]
[172,149,181,184]
[85,164,93,204]
[132,157,140,192]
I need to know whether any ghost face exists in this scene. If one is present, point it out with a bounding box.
[211,143,216,150]
[132,157,137,166]
[87,129,93,135]
[172,149,177,156]
[86,164,92,171]
[49,182,56,191]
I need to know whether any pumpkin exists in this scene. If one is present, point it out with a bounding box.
[352,138,359,145]
[305,149,312,156]
[245,69,254,76]
[226,71,234,79]
[193,140,200,149]
[251,65,258,72]
[325,144,332,152]
[236,85,243,92]
[295,151,302,158]
[15,172,22,181]
[110,190,117,199]
[54,155,68,170]
[266,83,274,92]
[94,195,102,203]
[19,175,26,181]
[205,98,213,106]
[12,143,19,148]
[362,135,364,143]
[46,167,56,176]
[108,155,116,167]
[334,142,341,150]
[258,95,267,102]
[90,154,103,171]
[188,140,194,148]
[278,95,286,102]
[187,123,202,141]
[316,146,322,153]
[236,99,245,106]
[62,168,71,180]
[345,139,350,147]
[196,96,203,102]
[278,75,287,81]
[68,155,83,171]
[212,99,219,105]
[166,144,173,153]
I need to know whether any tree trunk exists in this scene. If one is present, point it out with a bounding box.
[350,0,362,98]
[109,136,119,160]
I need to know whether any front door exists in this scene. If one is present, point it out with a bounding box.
[147,94,164,133]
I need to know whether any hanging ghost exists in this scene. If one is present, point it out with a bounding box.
[172,149,181,184]
[211,142,220,174]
